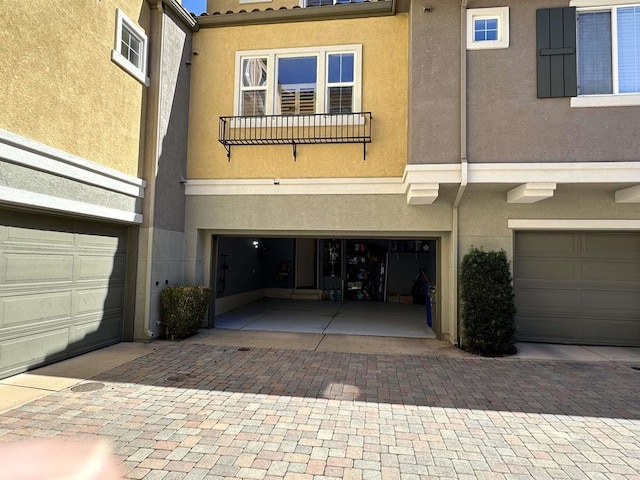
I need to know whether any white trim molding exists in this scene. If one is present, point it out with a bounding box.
[615,185,640,203]
[570,0,638,7]
[0,129,146,198]
[571,94,640,108]
[468,162,640,183]
[185,177,405,196]
[508,219,640,230]
[0,185,142,224]
[507,183,556,204]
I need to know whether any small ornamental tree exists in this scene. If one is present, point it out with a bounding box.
[460,248,517,356]
[160,286,211,340]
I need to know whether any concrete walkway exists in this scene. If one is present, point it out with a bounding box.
[0,333,639,479]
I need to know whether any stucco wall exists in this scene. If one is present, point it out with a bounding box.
[458,185,640,262]
[466,0,640,163]
[408,0,461,165]
[0,0,149,176]
[187,15,408,179]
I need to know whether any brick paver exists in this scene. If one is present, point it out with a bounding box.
[1,343,639,479]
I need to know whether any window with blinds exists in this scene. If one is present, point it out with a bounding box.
[577,5,640,95]
[234,44,362,116]
[277,57,317,115]
[327,53,354,113]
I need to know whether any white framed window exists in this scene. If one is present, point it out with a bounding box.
[234,45,363,117]
[303,0,364,6]
[466,7,510,50]
[111,9,149,86]
[571,1,640,107]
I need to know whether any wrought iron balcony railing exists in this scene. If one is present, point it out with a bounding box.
[218,112,372,161]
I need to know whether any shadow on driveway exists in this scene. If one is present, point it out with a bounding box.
[93,343,640,421]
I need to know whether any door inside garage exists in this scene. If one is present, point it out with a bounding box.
[0,209,129,380]
[514,231,640,346]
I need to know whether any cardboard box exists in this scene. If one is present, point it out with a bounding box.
[398,295,413,304]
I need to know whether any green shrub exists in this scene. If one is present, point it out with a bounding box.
[460,248,517,356]
[160,285,211,340]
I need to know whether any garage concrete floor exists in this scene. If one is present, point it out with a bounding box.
[213,298,436,338]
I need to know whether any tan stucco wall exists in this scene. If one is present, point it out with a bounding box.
[187,15,408,179]
[0,0,150,176]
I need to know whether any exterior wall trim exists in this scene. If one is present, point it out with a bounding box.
[508,219,640,230]
[0,129,146,198]
[185,177,405,195]
[468,162,640,183]
[0,185,143,223]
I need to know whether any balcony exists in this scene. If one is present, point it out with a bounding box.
[218,112,372,161]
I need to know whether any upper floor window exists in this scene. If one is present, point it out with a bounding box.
[111,9,149,86]
[577,5,640,95]
[466,7,510,50]
[234,45,362,116]
[304,0,364,6]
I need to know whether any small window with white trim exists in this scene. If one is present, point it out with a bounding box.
[111,9,149,86]
[234,45,362,116]
[467,7,510,50]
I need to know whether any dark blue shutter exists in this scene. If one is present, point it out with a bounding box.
[537,7,577,98]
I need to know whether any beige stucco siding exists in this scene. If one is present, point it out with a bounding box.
[0,0,149,176]
[187,15,408,179]
[458,185,640,261]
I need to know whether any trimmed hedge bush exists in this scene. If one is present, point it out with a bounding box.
[460,248,517,356]
[160,285,211,340]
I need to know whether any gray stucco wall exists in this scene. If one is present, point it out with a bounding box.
[467,0,640,163]
[408,0,461,165]
[154,9,192,231]
[458,185,640,261]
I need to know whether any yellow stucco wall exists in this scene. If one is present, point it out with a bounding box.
[0,0,150,176]
[187,14,408,179]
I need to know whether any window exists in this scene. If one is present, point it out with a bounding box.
[304,0,364,6]
[111,9,149,86]
[570,0,640,106]
[466,7,510,50]
[234,45,362,117]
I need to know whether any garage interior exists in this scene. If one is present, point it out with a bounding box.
[211,237,438,338]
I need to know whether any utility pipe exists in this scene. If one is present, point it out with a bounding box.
[452,0,468,347]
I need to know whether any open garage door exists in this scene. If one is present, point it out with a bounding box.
[0,209,127,379]
[514,231,640,346]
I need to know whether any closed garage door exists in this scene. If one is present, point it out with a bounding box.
[0,209,127,379]
[514,231,640,346]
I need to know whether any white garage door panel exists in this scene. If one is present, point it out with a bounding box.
[0,210,127,379]
[0,328,71,372]
[1,292,72,326]
[4,254,75,283]
[515,232,640,346]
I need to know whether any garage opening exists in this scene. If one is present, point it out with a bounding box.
[211,237,438,338]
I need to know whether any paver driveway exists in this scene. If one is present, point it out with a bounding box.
[1,342,639,479]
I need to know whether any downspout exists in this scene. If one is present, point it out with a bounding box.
[142,0,165,338]
[452,0,468,347]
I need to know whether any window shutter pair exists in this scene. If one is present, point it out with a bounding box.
[536,7,577,98]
